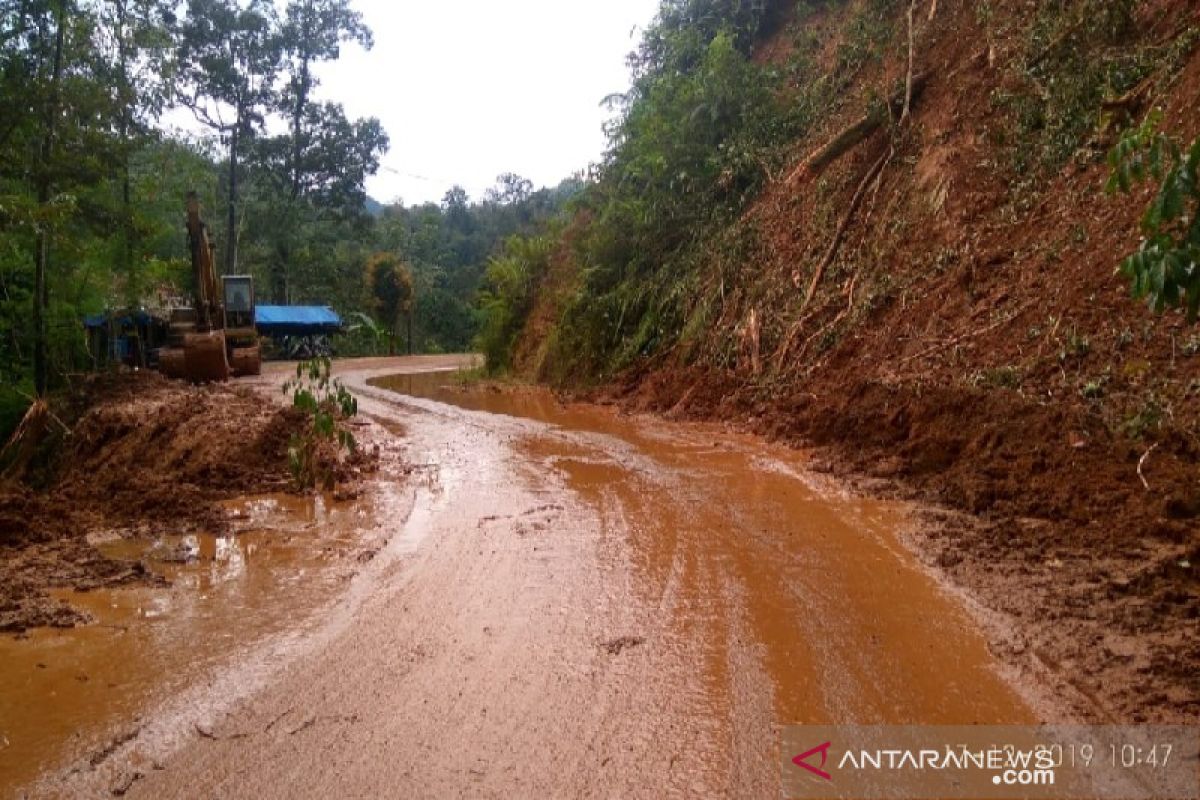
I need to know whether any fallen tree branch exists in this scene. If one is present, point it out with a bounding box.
[0,400,50,482]
[897,304,1034,366]
[903,1,917,122]
[793,7,930,314]
[772,307,823,370]
[802,147,891,309]
[16,389,69,434]
[795,273,860,361]
[1137,443,1160,491]
[787,72,929,185]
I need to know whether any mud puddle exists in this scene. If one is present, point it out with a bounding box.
[0,493,371,795]
[370,371,1036,730]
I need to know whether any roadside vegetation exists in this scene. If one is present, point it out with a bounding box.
[1107,116,1200,320]
[480,0,815,380]
[281,356,358,490]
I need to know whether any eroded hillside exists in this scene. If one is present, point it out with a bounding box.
[486,0,1200,723]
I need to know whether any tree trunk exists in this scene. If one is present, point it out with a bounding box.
[225,120,239,275]
[115,0,138,326]
[33,0,66,397]
[788,72,929,185]
[271,244,289,304]
[33,221,48,395]
[275,1,314,305]
[407,311,413,356]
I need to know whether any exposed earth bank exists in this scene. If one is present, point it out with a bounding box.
[598,364,1198,726]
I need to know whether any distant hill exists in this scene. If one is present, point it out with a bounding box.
[364,196,385,218]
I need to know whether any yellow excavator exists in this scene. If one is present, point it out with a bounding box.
[158,193,261,381]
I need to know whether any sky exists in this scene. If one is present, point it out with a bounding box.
[308,0,662,206]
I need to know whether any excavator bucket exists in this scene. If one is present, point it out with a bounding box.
[158,347,187,380]
[230,344,262,377]
[182,331,231,383]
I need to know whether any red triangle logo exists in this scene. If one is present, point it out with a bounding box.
[793,741,833,781]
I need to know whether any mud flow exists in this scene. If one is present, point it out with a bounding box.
[361,370,1034,795]
[6,362,1036,799]
[0,493,370,793]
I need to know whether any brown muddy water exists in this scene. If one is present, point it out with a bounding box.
[0,493,378,795]
[369,371,1033,729]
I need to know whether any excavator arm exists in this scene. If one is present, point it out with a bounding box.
[185,191,221,332]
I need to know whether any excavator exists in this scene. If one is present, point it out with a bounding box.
[157,193,261,382]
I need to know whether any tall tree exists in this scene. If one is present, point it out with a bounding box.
[484,173,534,206]
[3,1,139,391]
[176,0,280,275]
[95,0,174,306]
[262,0,375,303]
[32,0,67,395]
[364,251,413,355]
[279,0,370,202]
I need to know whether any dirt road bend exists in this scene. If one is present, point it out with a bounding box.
[35,356,1035,798]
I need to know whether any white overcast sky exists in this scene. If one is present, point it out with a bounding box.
[309,0,661,206]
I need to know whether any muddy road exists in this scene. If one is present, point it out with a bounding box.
[8,356,1044,798]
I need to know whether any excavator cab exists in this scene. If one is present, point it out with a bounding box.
[224,276,254,327]
[222,275,262,377]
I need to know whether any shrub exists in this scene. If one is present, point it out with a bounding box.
[475,233,556,373]
[281,358,358,490]
[1107,114,1200,320]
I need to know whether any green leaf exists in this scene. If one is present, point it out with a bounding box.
[1145,192,1165,231]
[1187,275,1200,322]
[1162,176,1185,222]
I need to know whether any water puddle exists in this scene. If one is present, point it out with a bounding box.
[0,493,368,793]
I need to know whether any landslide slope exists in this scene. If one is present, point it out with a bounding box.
[508,0,1200,723]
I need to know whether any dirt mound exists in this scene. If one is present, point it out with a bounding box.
[0,372,323,632]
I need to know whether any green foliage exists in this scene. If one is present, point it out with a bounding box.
[1121,396,1164,440]
[341,311,387,356]
[0,0,389,392]
[0,384,33,445]
[371,177,580,355]
[476,232,557,373]
[254,0,386,304]
[1107,114,1200,321]
[281,357,357,490]
[0,0,189,392]
[996,0,1150,173]
[364,251,413,354]
[499,0,827,382]
[970,366,1023,390]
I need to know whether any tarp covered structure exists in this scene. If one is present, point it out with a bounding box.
[254,305,342,336]
[83,310,158,330]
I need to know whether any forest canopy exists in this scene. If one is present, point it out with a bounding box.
[0,0,578,431]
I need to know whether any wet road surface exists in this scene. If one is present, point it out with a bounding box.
[9,356,1033,797]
